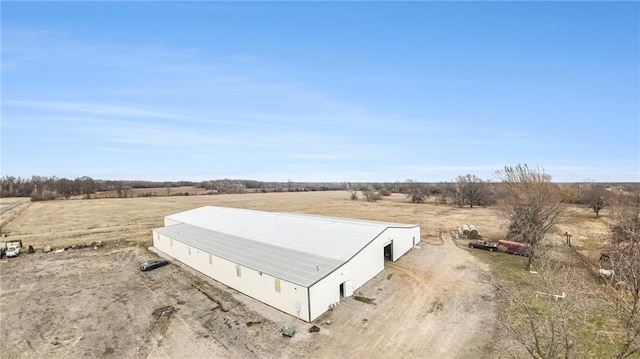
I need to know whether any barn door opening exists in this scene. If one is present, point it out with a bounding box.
[383,241,393,261]
[340,280,354,298]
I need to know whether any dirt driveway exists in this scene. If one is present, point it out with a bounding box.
[308,233,496,358]
[1,234,495,358]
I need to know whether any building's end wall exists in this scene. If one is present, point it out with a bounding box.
[388,226,421,261]
[164,218,182,227]
[308,225,420,321]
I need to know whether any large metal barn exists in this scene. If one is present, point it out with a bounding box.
[152,206,421,322]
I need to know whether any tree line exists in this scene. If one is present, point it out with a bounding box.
[0,176,200,201]
[0,176,351,200]
[1,174,635,211]
[349,176,637,218]
[198,179,346,194]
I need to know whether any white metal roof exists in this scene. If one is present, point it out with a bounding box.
[155,223,343,287]
[164,206,418,261]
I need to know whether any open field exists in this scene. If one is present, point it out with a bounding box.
[0,190,616,358]
[90,186,213,199]
[0,191,508,248]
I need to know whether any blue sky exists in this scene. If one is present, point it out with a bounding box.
[2,2,638,182]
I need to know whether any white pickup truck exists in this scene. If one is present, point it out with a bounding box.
[6,245,20,258]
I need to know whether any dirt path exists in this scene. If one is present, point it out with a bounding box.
[305,233,496,358]
[0,200,22,215]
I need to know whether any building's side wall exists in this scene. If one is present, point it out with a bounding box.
[308,226,420,321]
[152,231,310,321]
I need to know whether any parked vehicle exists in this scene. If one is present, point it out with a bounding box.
[497,239,530,256]
[6,245,20,258]
[468,239,498,252]
[0,240,23,251]
[140,259,169,271]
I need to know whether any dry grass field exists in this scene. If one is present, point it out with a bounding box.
[0,191,509,248]
[0,190,619,358]
[89,186,212,199]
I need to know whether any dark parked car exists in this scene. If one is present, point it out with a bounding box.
[140,259,169,271]
[468,239,498,252]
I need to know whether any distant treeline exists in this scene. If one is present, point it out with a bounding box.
[198,179,347,194]
[0,176,200,200]
[1,175,638,207]
[0,176,352,200]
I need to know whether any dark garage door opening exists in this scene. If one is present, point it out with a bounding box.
[384,242,393,261]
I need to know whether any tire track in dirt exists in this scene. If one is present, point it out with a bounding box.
[6,225,144,241]
[0,201,30,229]
[135,306,175,358]
[0,201,23,215]
[342,232,491,357]
[417,233,492,357]
[137,263,238,358]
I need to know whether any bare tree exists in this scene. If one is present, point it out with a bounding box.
[115,181,124,198]
[432,182,454,205]
[454,174,490,208]
[76,176,97,198]
[582,184,610,217]
[405,179,427,203]
[495,164,567,270]
[346,182,359,200]
[362,186,381,202]
[379,187,391,196]
[497,253,606,359]
[600,191,640,358]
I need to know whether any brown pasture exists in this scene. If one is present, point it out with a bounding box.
[1,191,513,249]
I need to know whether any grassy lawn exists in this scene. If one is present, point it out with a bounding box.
[469,237,625,358]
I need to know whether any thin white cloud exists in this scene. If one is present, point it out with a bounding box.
[2,28,201,71]
[292,153,343,160]
[394,164,503,172]
[3,100,200,122]
[79,123,250,148]
[96,147,152,154]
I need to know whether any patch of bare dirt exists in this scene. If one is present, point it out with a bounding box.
[305,233,496,358]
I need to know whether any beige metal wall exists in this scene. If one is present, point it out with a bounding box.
[153,231,311,321]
